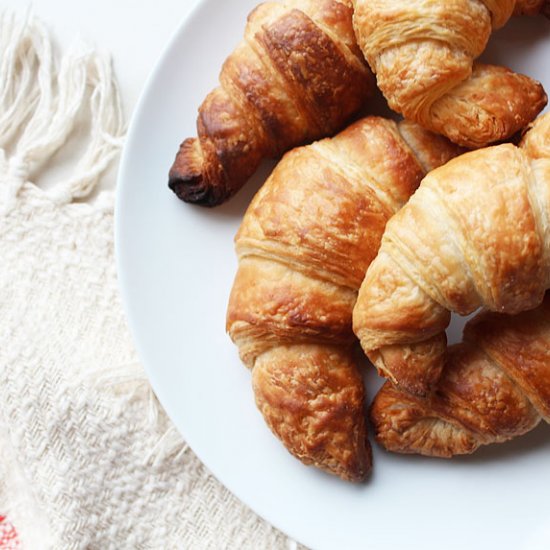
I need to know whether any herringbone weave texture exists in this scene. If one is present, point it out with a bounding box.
[0,13,296,550]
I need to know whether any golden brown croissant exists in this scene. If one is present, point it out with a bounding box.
[353,112,550,397]
[515,0,550,16]
[371,293,550,457]
[226,116,464,481]
[169,0,374,206]
[352,0,548,148]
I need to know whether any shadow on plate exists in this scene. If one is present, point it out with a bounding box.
[456,421,550,464]
[482,15,550,67]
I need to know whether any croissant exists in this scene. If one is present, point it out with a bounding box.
[352,0,548,148]
[371,293,550,457]
[226,116,464,481]
[515,0,550,15]
[168,0,374,207]
[353,112,550,397]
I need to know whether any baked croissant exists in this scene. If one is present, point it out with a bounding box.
[515,0,550,16]
[226,116,464,481]
[169,0,374,207]
[352,0,548,148]
[371,293,550,457]
[353,112,550,397]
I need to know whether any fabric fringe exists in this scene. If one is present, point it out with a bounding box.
[0,10,299,550]
[0,7,183,484]
[0,10,125,212]
[0,10,43,151]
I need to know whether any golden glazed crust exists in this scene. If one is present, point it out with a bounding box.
[352,0,548,147]
[253,345,371,482]
[353,113,550,396]
[226,116,463,480]
[169,0,374,206]
[371,294,550,457]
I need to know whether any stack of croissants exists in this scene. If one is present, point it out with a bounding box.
[169,0,550,482]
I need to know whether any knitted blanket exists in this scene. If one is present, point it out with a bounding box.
[0,12,296,549]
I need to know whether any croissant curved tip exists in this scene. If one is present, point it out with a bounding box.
[340,459,372,483]
[252,345,373,482]
[311,432,373,482]
[373,337,447,398]
[370,382,480,457]
[349,442,373,482]
[520,111,550,158]
[168,138,226,207]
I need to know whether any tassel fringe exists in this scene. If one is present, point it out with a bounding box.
[0,11,125,211]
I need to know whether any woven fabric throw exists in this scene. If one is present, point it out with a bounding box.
[0,13,299,549]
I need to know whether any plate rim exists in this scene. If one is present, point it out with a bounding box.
[114,3,550,548]
[113,0,307,544]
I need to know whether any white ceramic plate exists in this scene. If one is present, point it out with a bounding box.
[115,4,550,549]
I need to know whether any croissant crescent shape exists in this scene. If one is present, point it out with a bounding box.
[226,116,464,481]
[169,0,374,206]
[353,112,550,397]
[371,293,550,457]
[352,0,548,147]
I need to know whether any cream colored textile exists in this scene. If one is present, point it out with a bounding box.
[0,13,296,549]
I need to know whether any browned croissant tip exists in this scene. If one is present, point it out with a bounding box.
[369,383,426,455]
[288,422,373,482]
[531,78,548,112]
[345,440,373,483]
[250,344,373,482]
[369,381,482,458]
[319,435,372,482]
[374,334,448,398]
[168,138,226,207]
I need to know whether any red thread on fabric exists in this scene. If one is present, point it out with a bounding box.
[0,516,20,549]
